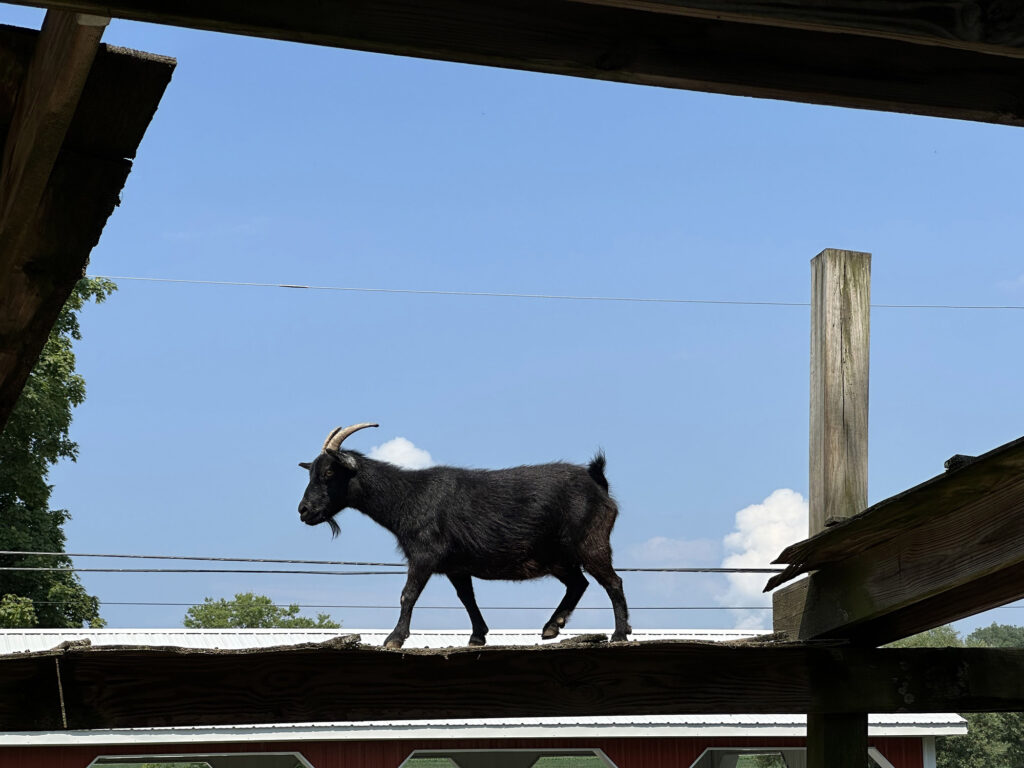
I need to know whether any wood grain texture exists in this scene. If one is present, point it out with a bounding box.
[5,1,1024,126]
[0,11,105,273]
[772,469,1024,644]
[570,1,1024,56]
[766,432,1024,591]
[5,639,1024,729]
[0,23,174,430]
[808,249,871,535]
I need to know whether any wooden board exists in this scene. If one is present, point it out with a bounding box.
[571,1,1024,56]
[7,0,1024,127]
[809,249,870,534]
[0,22,175,430]
[771,434,1024,644]
[4,637,1024,730]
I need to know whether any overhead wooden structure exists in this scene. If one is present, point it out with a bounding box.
[0,14,174,430]
[771,433,1024,645]
[7,0,1024,126]
[2,635,1024,731]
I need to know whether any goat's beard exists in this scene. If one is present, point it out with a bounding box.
[326,516,341,538]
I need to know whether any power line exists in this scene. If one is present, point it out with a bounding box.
[0,565,784,575]
[0,552,786,574]
[0,550,405,568]
[86,275,1024,311]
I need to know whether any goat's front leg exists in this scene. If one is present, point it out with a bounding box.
[384,565,432,649]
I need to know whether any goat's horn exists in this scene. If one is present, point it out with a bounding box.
[322,422,379,453]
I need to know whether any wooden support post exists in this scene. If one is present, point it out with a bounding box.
[807,713,867,766]
[804,249,871,768]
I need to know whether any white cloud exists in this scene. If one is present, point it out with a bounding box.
[368,437,435,469]
[718,488,808,630]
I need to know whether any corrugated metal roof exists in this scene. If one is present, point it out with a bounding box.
[0,628,969,745]
[0,627,767,653]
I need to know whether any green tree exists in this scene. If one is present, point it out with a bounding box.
[184,592,341,628]
[0,277,114,627]
[889,623,1024,768]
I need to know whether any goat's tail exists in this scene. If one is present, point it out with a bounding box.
[588,451,610,493]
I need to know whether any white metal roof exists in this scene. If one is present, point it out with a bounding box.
[0,627,767,653]
[0,628,968,745]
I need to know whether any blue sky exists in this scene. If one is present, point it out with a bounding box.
[6,5,1024,637]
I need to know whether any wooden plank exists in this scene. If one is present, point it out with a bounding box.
[0,25,175,430]
[7,0,1024,126]
[808,249,870,534]
[765,433,1024,591]
[807,713,868,767]
[0,11,107,273]
[570,1,1024,57]
[803,250,870,767]
[4,639,1024,730]
[772,469,1024,644]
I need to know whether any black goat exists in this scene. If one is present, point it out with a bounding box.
[297,423,631,649]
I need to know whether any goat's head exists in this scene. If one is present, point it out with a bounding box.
[298,422,378,536]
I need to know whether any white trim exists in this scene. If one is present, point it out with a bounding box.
[922,736,937,768]
[0,716,967,746]
[868,746,896,768]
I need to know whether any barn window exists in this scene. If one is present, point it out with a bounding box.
[88,753,314,768]
[401,748,618,768]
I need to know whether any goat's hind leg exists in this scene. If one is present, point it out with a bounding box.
[448,573,488,646]
[542,565,588,639]
[581,551,631,642]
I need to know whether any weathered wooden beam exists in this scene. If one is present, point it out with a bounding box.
[808,249,870,533]
[570,1,1024,57]
[6,0,1024,126]
[3,639,1024,730]
[0,24,175,430]
[0,11,107,273]
[773,465,1024,644]
[801,249,871,767]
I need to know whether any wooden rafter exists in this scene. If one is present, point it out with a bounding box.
[0,11,107,272]
[0,19,175,430]
[5,0,1024,126]
[771,434,1024,644]
[4,637,1024,730]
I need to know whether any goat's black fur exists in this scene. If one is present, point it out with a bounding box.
[298,448,631,648]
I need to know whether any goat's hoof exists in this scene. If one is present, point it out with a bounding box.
[542,624,560,639]
[468,635,486,647]
[610,631,629,643]
[383,637,406,650]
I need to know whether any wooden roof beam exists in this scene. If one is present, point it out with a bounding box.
[570,0,1024,57]
[4,639,1024,729]
[771,434,1024,645]
[0,11,108,272]
[7,0,1024,126]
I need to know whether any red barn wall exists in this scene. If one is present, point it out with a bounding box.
[0,735,924,768]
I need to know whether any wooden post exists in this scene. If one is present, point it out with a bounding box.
[805,249,870,767]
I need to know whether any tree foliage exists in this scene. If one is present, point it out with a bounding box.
[0,277,114,628]
[890,623,1024,768]
[183,592,341,628]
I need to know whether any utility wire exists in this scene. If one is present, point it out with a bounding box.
[0,550,405,568]
[0,565,784,575]
[0,552,785,573]
[86,275,1024,311]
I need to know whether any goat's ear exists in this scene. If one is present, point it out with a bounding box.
[325,449,359,472]
[298,462,312,470]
